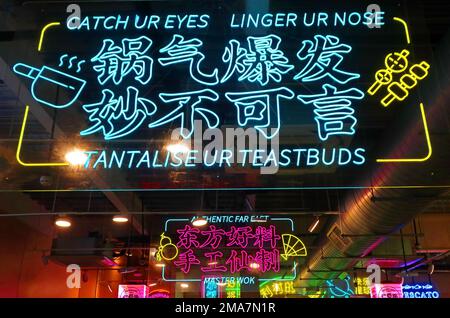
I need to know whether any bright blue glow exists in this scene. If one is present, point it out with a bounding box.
[221,35,294,86]
[91,36,153,85]
[149,89,219,139]
[298,84,364,141]
[203,279,219,298]
[13,63,87,109]
[80,86,156,140]
[158,34,218,86]
[57,54,85,73]
[225,87,295,139]
[294,35,359,84]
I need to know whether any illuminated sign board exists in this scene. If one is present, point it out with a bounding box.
[370,283,403,298]
[402,284,440,299]
[8,0,439,191]
[156,215,306,283]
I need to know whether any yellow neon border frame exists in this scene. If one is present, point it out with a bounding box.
[16,22,69,167]
[393,17,411,45]
[16,106,69,167]
[37,22,60,52]
[376,103,432,163]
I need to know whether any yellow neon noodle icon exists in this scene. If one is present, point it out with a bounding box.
[280,234,307,260]
[16,106,69,167]
[38,22,61,52]
[377,103,432,163]
[393,17,411,45]
[156,233,178,261]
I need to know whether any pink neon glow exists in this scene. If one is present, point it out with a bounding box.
[173,249,200,273]
[173,224,282,274]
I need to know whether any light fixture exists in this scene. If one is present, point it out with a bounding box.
[112,215,129,223]
[217,282,227,287]
[148,283,157,287]
[180,283,189,289]
[166,142,190,154]
[308,216,320,233]
[192,216,208,227]
[207,261,218,266]
[65,149,88,166]
[249,262,260,270]
[55,216,71,228]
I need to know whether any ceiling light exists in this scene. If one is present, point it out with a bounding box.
[112,215,129,223]
[166,143,190,154]
[249,262,260,270]
[148,283,157,287]
[192,216,208,227]
[308,216,320,233]
[55,216,71,228]
[207,261,218,266]
[180,283,189,289]
[217,282,227,287]
[65,149,88,166]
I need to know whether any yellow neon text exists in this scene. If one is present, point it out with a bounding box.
[377,103,432,162]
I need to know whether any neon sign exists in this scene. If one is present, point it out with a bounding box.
[202,277,222,299]
[118,284,147,298]
[368,49,430,107]
[325,275,355,298]
[259,279,296,298]
[158,216,305,283]
[370,283,403,298]
[148,289,171,299]
[225,280,241,299]
[354,277,371,295]
[403,284,440,298]
[11,3,433,178]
